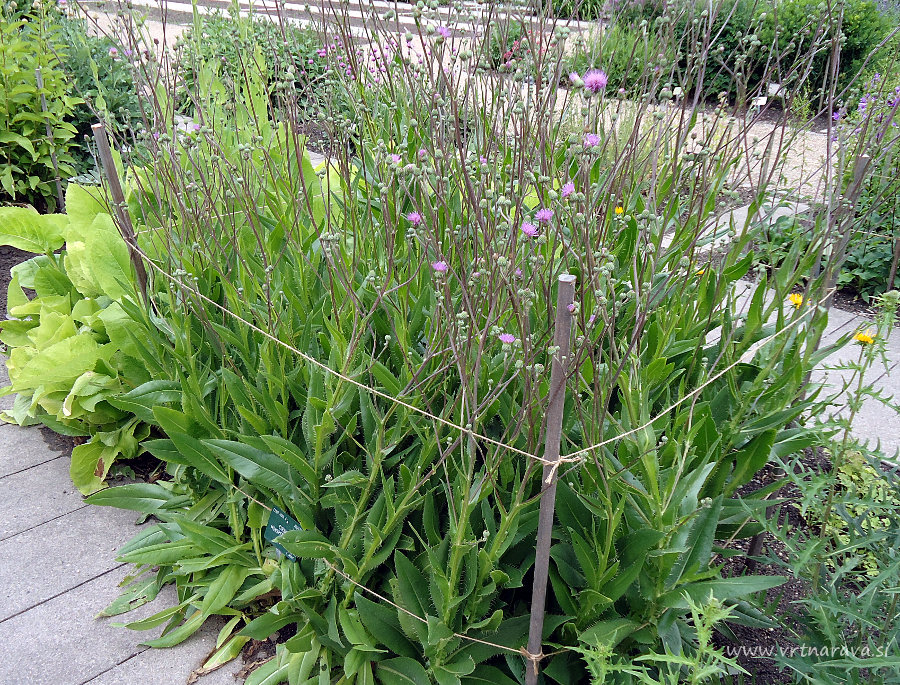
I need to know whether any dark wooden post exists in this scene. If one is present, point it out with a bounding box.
[525,273,576,685]
[91,122,149,299]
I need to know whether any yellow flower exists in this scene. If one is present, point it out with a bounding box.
[614,206,624,215]
[854,330,875,345]
[788,293,804,309]
[696,268,706,276]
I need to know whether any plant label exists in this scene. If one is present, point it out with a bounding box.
[264,506,303,561]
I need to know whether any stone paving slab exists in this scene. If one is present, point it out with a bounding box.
[0,566,240,685]
[0,456,86,541]
[85,628,245,685]
[0,504,140,622]
[0,422,66,476]
[809,333,900,460]
[0,350,11,412]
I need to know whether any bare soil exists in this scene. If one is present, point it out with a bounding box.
[714,448,834,683]
[0,245,26,316]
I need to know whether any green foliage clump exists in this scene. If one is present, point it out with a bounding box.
[839,72,900,299]
[0,184,149,493]
[562,23,667,95]
[823,451,900,577]
[57,14,144,169]
[756,0,891,95]
[0,6,78,210]
[551,0,606,20]
[175,11,325,106]
[486,19,530,70]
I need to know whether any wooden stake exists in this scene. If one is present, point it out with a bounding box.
[91,122,149,299]
[525,273,576,685]
[35,68,65,212]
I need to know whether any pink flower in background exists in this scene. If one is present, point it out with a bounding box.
[498,333,516,344]
[418,148,428,160]
[431,260,448,273]
[108,47,118,58]
[406,211,424,226]
[584,133,600,147]
[520,221,538,237]
[390,154,401,164]
[583,69,608,92]
[561,181,575,198]
[535,208,553,223]
[568,71,580,84]
[567,303,576,312]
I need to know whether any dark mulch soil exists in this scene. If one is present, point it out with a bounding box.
[0,244,26,316]
[714,447,833,683]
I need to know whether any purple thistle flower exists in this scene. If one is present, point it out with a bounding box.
[431,260,448,273]
[568,71,581,84]
[498,333,516,344]
[535,208,553,223]
[583,69,608,92]
[437,26,451,38]
[515,268,523,278]
[561,181,575,198]
[584,133,600,147]
[567,303,576,312]
[390,154,401,164]
[407,211,423,226]
[190,123,202,133]
[108,47,118,58]
[520,221,538,237]
[418,148,428,160]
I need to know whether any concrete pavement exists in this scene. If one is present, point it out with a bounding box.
[0,357,243,685]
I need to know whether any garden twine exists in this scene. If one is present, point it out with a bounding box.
[137,249,830,477]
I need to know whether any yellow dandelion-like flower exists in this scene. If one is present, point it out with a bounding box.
[788,293,804,309]
[854,330,875,345]
[696,268,706,276]
[614,206,624,215]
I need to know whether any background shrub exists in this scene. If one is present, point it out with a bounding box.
[551,0,606,20]
[175,11,325,108]
[57,14,143,171]
[756,0,892,98]
[563,22,667,95]
[0,5,78,210]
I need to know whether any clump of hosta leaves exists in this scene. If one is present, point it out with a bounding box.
[0,184,149,493]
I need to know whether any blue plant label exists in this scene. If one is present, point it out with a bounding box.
[264,506,303,561]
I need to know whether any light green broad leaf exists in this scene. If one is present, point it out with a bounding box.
[70,418,147,494]
[0,206,66,253]
[65,212,135,300]
[11,333,104,393]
